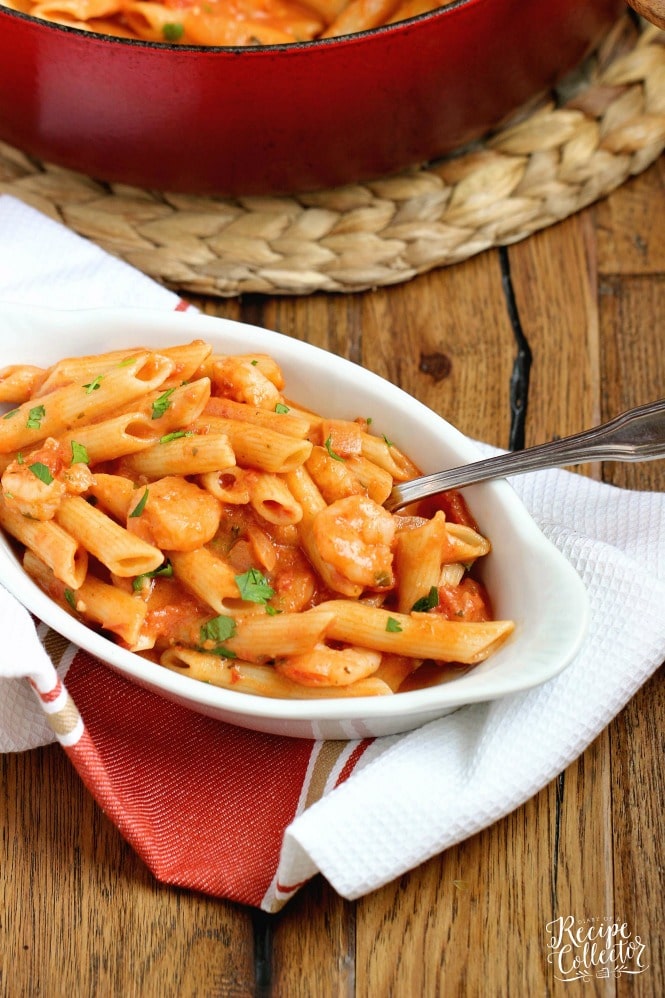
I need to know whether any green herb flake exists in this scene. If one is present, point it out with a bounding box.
[16,452,24,465]
[386,616,403,633]
[129,488,149,517]
[83,375,103,395]
[265,605,282,616]
[159,430,194,444]
[70,440,89,465]
[132,561,173,592]
[199,615,238,656]
[64,589,77,610]
[382,434,394,448]
[29,462,54,485]
[117,356,137,368]
[235,567,275,604]
[162,21,184,41]
[3,408,19,421]
[26,404,46,430]
[151,388,176,420]
[411,586,439,613]
[275,403,290,415]
[324,435,345,462]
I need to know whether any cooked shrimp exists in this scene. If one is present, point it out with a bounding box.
[1,437,93,520]
[310,494,396,591]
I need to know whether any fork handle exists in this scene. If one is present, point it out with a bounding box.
[388,398,665,509]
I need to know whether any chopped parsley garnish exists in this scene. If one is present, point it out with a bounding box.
[159,430,194,444]
[386,616,403,633]
[324,436,345,462]
[129,488,149,517]
[411,586,439,613]
[382,434,394,448]
[275,403,290,414]
[29,462,54,485]
[235,567,275,604]
[16,452,24,465]
[26,404,46,430]
[162,21,184,41]
[3,408,19,421]
[132,561,173,592]
[70,440,89,465]
[83,375,103,394]
[151,388,176,419]
[64,589,76,610]
[199,615,237,656]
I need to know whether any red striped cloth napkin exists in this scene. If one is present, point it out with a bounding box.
[1,194,664,912]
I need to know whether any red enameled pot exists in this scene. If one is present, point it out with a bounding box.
[0,0,625,196]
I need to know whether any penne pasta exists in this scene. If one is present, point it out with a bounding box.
[161,648,392,699]
[319,599,515,664]
[0,495,88,589]
[3,0,456,45]
[55,494,164,577]
[191,414,312,473]
[120,431,235,479]
[1,336,513,702]
[0,352,173,453]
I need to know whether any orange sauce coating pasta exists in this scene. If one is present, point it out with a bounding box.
[2,0,455,45]
[0,339,514,699]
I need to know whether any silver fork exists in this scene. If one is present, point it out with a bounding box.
[386,398,665,512]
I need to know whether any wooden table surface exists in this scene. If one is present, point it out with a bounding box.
[1,156,664,997]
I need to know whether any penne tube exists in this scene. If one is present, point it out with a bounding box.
[21,548,147,648]
[154,340,213,386]
[394,510,450,613]
[191,415,312,473]
[318,599,515,664]
[0,496,88,588]
[70,574,148,647]
[198,466,250,505]
[60,410,160,463]
[55,494,164,577]
[373,653,422,692]
[204,395,311,439]
[34,346,146,395]
[35,341,204,396]
[217,608,335,662]
[246,471,303,525]
[360,431,419,481]
[445,522,492,562]
[0,365,48,402]
[322,0,401,35]
[120,432,235,478]
[0,351,174,453]
[87,473,137,521]
[124,378,212,430]
[168,547,241,615]
[160,648,392,699]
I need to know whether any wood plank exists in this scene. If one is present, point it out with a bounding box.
[0,746,257,995]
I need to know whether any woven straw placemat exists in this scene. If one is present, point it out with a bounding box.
[1,14,664,298]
